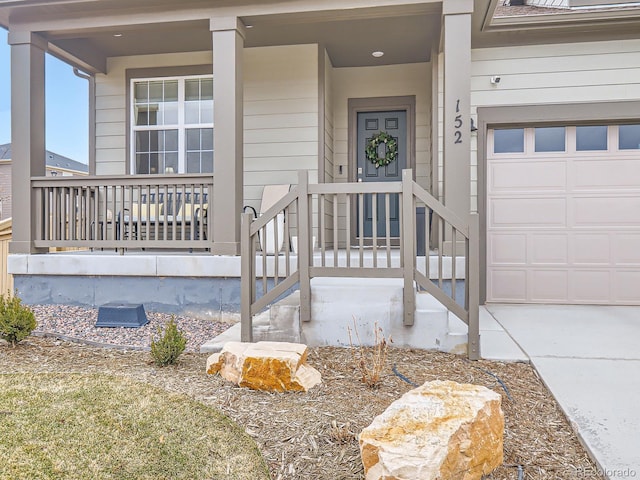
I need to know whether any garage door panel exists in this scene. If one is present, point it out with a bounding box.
[573,159,640,190]
[488,125,640,305]
[489,269,527,302]
[614,271,640,303]
[531,233,568,264]
[573,196,640,226]
[572,233,611,265]
[491,198,566,227]
[489,161,566,192]
[489,233,527,264]
[613,234,640,265]
[530,270,569,302]
[570,270,611,303]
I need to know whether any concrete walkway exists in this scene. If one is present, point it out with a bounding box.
[485,304,640,479]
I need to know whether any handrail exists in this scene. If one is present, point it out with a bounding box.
[31,174,214,250]
[250,188,299,235]
[240,169,480,360]
[411,181,469,236]
[31,173,212,187]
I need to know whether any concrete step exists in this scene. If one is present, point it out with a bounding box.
[202,280,469,355]
[253,291,301,343]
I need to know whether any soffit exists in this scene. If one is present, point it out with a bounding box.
[242,14,441,67]
[32,7,441,68]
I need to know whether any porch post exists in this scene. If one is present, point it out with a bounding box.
[442,0,473,221]
[210,17,246,255]
[8,31,47,254]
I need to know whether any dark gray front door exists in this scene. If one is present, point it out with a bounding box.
[357,110,407,238]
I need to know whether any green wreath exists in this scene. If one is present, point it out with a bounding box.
[365,131,398,168]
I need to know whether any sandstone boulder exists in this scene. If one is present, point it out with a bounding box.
[206,341,321,392]
[359,380,504,480]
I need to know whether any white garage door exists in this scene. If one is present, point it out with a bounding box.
[487,124,640,305]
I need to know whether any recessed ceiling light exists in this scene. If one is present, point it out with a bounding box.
[245,24,254,29]
[372,51,384,58]
[113,33,123,38]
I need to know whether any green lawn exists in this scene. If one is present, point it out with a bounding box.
[0,373,270,480]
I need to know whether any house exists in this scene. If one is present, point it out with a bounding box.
[0,143,88,220]
[2,0,640,359]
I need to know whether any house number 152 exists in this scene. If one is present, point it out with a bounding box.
[454,99,463,144]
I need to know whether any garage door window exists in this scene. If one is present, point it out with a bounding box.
[534,127,565,152]
[493,128,524,153]
[576,125,608,151]
[619,124,640,150]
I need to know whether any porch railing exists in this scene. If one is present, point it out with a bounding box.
[31,174,213,250]
[241,169,480,360]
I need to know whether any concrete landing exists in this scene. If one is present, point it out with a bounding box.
[486,304,640,478]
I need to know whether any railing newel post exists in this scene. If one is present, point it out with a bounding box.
[467,213,481,360]
[240,212,254,342]
[298,170,311,322]
[402,169,415,326]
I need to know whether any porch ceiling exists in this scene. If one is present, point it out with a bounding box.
[43,14,441,68]
[5,4,442,71]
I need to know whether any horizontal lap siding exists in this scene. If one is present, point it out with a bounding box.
[0,163,11,221]
[438,39,640,213]
[243,44,319,213]
[94,46,319,208]
[472,41,640,107]
[323,50,335,243]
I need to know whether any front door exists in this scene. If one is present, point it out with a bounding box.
[357,110,407,238]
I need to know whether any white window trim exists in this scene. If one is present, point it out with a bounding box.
[129,74,213,175]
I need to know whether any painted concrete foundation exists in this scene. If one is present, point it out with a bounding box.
[13,274,295,320]
[14,275,244,318]
[10,252,467,349]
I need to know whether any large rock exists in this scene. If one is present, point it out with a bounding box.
[206,341,321,392]
[359,380,504,480]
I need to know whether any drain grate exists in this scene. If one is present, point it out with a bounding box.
[96,303,149,328]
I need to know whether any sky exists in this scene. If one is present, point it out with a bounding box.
[0,28,89,164]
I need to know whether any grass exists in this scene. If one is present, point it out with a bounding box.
[0,373,271,480]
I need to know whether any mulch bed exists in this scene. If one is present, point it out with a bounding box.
[0,335,603,480]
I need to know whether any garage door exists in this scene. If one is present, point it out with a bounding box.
[487,124,640,305]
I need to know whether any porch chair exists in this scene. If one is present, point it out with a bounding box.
[244,184,290,254]
[119,202,163,240]
[173,201,208,240]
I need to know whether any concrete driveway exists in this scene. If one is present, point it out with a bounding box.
[485,304,640,479]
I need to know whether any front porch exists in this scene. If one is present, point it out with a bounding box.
[11,169,480,358]
[5,0,480,357]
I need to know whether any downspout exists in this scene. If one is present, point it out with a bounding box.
[73,68,96,175]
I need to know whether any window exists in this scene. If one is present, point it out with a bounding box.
[534,127,565,152]
[131,76,213,174]
[576,125,607,151]
[619,124,640,150]
[493,128,525,153]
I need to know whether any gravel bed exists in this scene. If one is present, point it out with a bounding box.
[30,304,232,352]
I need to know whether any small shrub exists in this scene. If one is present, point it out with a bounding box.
[0,293,37,347]
[328,420,354,445]
[347,318,390,388]
[150,317,187,366]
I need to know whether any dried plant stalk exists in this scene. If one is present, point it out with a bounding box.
[347,317,390,388]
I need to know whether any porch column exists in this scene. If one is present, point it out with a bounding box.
[442,0,473,220]
[210,17,246,255]
[8,31,47,254]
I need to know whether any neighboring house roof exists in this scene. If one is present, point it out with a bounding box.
[494,0,640,17]
[0,143,88,173]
